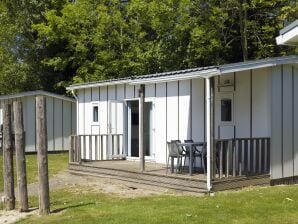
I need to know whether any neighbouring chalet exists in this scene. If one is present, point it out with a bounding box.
[67,55,298,192]
[0,90,76,152]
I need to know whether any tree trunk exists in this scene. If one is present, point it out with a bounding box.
[36,96,50,215]
[239,0,248,61]
[13,101,29,212]
[3,103,15,210]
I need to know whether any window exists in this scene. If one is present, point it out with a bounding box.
[93,105,99,122]
[221,99,232,122]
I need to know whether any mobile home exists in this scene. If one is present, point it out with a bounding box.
[0,90,76,152]
[67,56,298,191]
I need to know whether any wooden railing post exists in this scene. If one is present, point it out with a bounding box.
[219,141,223,179]
[267,138,270,172]
[78,135,82,164]
[89,135,92,160]
[238,139,242,176]
[225,141,230,178]
[232,139,236,177]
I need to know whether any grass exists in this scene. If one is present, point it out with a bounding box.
[0,152,69,192]
[18,185,298,224]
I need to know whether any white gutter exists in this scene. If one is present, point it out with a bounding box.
[129,69,219,85]
[206,78,212,191]
[67,79,129,91]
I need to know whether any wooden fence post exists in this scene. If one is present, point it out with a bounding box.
[36,96,50,215]
[3,103,15,210]
[13,101,29,212]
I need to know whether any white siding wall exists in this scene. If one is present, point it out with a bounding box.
[271,64,298,180]
[0,94,75,152]
[215,68,271,139]
[75,67,274,164]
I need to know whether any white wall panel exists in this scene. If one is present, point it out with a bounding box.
[192,78,205,142]
[271,65,283,179]
[91,87,100,101]
[84,88,92,136]
[178,80,191,141]
[99,86,108,136]
[294,66,298,176]
[155,83,167,163]
[54,99,63,151]
[77,89,85,135]
[166,81,178,141]
[46,97,54,151]
[24,96,36,152]
[145,84,155,98]
[71,103,76,135]
[125,85,134,99]
[235,70,250,138]
[252,68,271,137]
[283,65,294,177]
[63,100,72,151]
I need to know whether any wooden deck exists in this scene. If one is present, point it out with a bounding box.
[69,160,208,193]
[68,160,270,193]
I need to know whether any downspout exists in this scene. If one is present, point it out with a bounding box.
[206,78,214,192]
[139,84,145,172]
[70,89,79,135]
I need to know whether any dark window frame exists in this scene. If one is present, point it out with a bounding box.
[92,105,99,123]
[220,98,232,123]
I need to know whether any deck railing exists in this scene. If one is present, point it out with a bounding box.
[213,137,270,179]
[69,134,124,163]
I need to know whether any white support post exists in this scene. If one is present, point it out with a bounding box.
[206,78,213,191]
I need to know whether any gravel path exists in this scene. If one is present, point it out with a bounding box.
[0,170,202,223]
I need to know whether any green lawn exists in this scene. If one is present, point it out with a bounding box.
[0,152,69,192]
[19,185,298,224]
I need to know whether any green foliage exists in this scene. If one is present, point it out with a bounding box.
[0,0,296,92]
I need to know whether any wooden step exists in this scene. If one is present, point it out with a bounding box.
[69,163,208,193]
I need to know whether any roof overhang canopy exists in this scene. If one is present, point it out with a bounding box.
[276,20,298,46]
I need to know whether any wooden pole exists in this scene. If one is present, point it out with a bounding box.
[13,101,29,212]
[139,85,145,172]
[3,103,15,210]
[36,96,50,215]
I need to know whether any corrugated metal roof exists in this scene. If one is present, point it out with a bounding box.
[67,66,218,90]
[67,55,298,90]
[0,90,75,102]
[132,66,217,80]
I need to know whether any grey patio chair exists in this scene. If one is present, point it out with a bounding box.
[166,140,185,174]
[184,140,206,174]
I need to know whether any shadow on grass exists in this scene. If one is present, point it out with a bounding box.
[51,202,95,214]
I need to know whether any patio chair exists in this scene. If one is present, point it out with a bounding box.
[166,140,185,174]
[184,140,206,174]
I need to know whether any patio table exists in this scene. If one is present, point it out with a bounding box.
[177,142,205,176]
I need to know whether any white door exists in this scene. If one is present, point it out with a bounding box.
[108,100,124,157]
